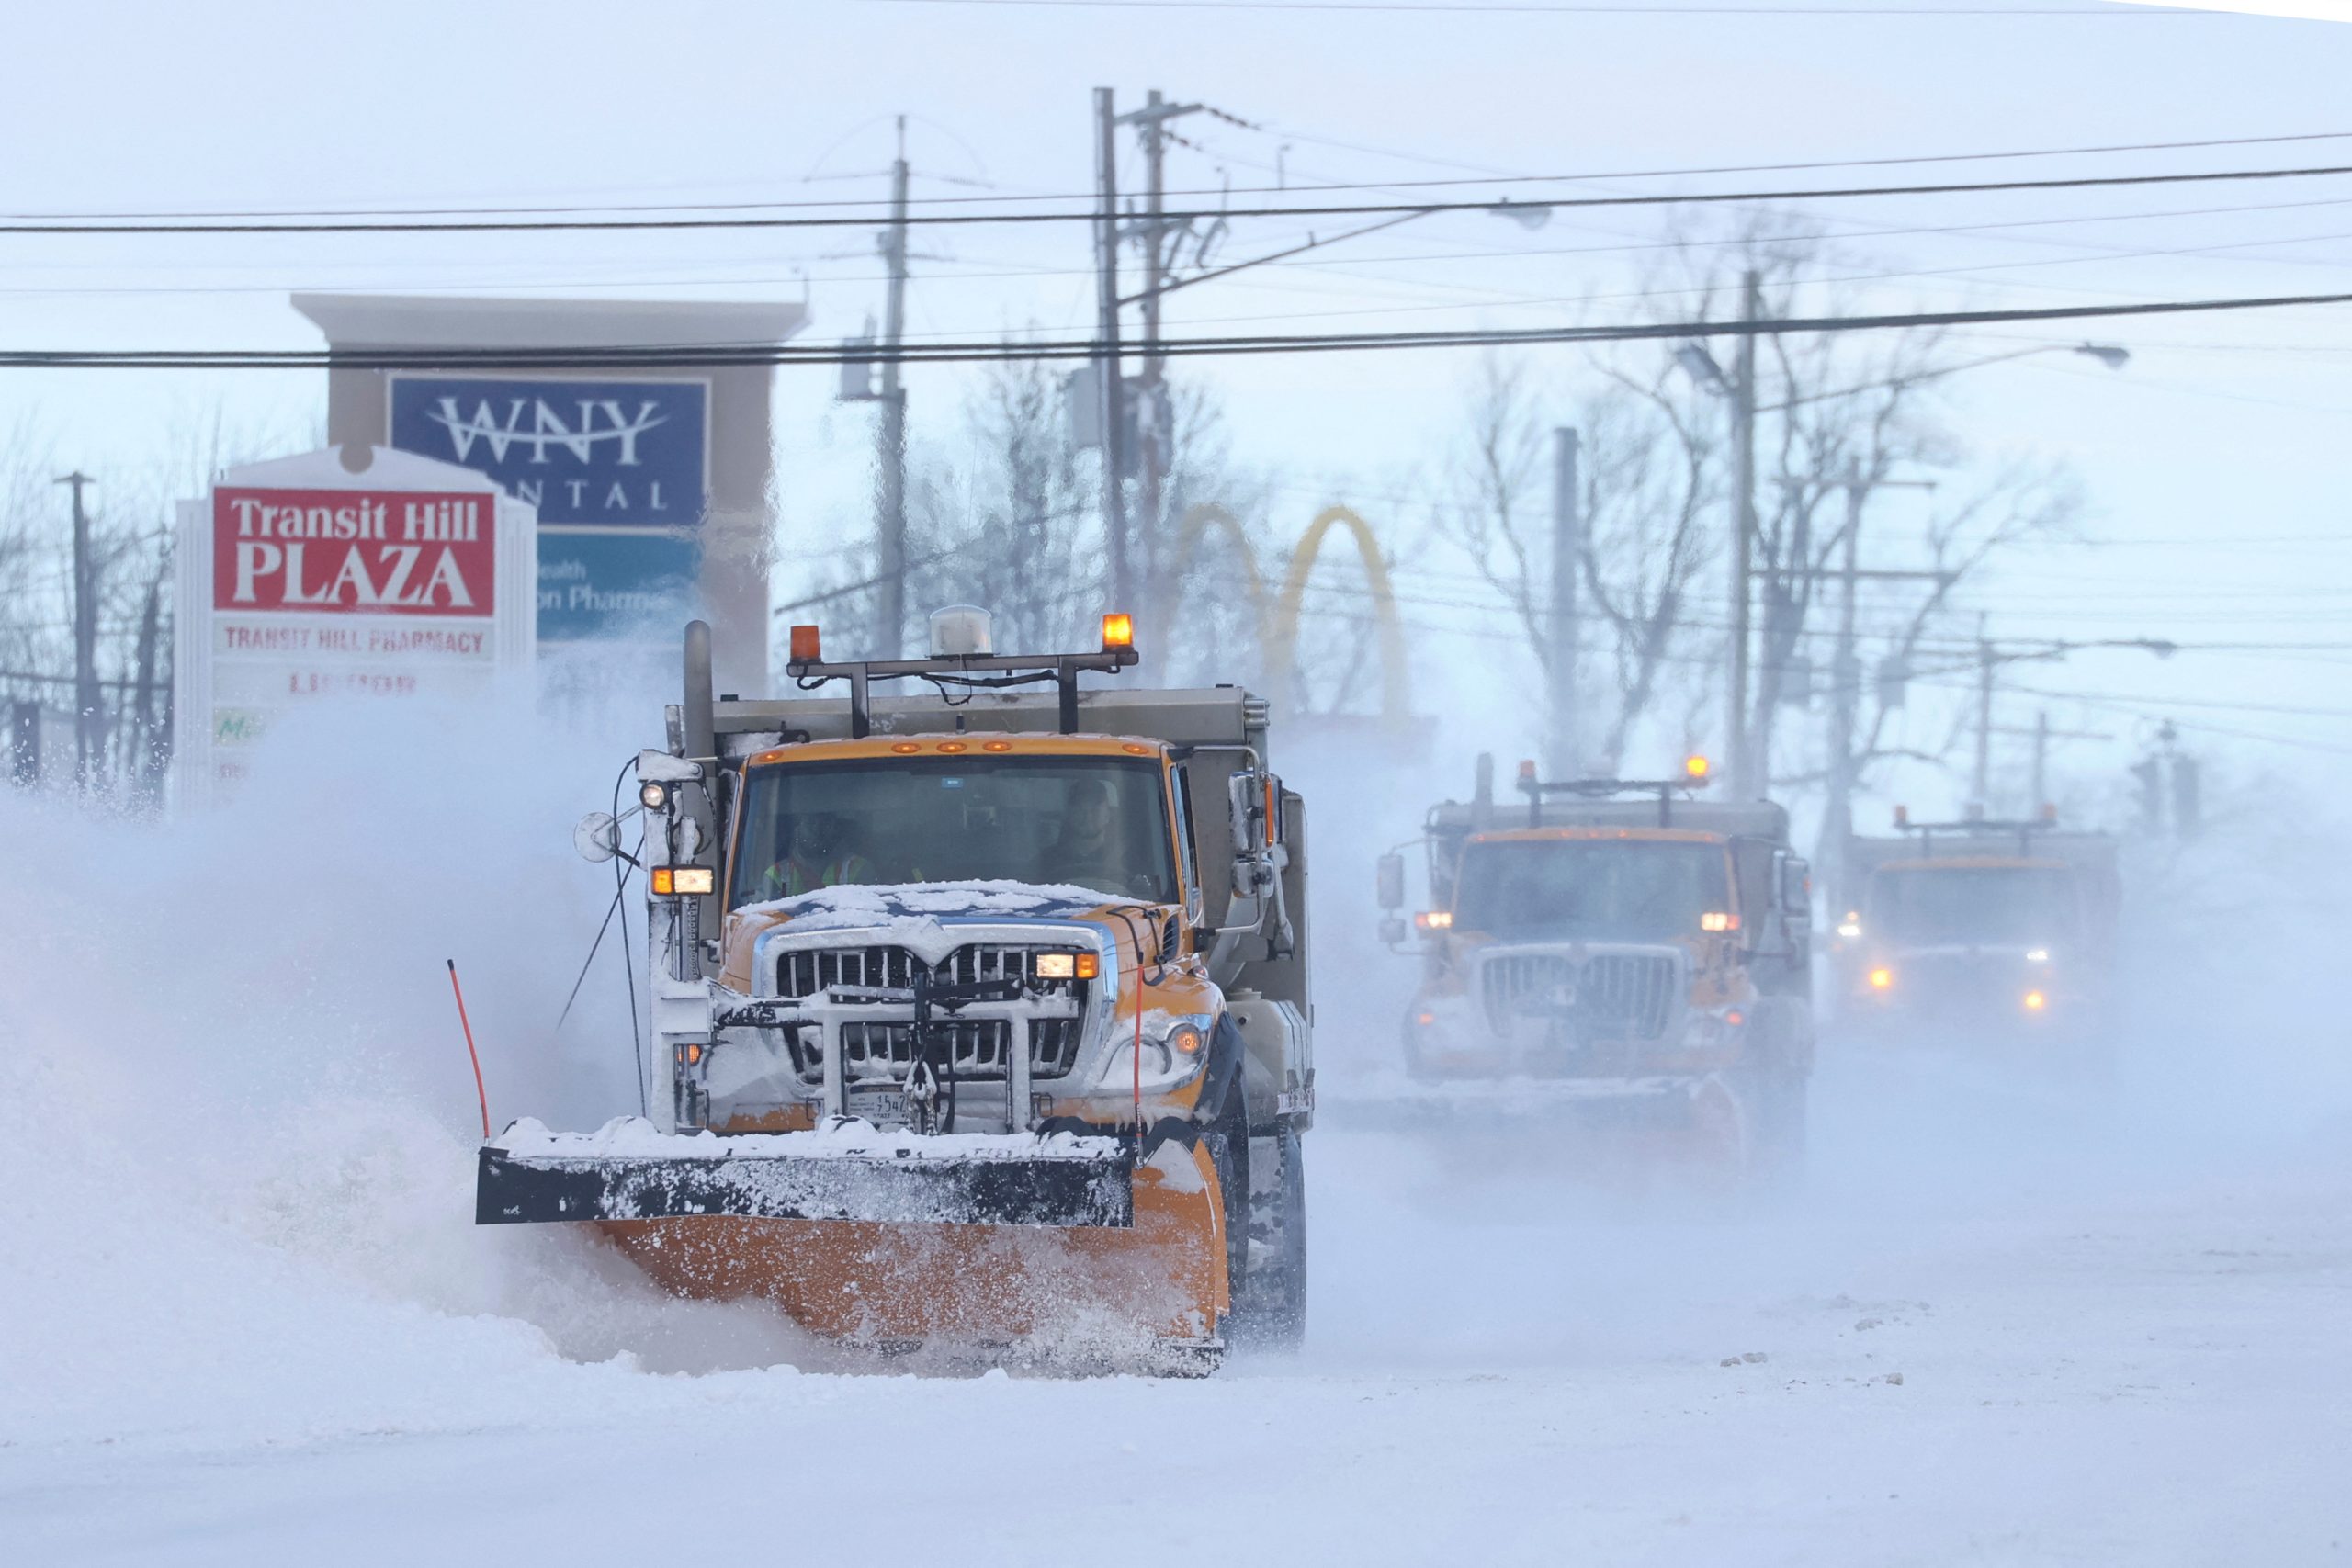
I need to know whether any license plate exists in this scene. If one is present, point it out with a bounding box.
[847,1087,908,1126]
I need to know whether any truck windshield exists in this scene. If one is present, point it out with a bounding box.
[1869,866,2078,945]
[729,755,1176,908]
[1453,840,1732,942]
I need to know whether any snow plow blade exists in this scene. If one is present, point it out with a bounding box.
[476,1120,1135,1229]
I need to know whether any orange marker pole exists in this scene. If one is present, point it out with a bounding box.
[447,959,491,1141]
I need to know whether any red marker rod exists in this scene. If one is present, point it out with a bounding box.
[447,959,492,1141]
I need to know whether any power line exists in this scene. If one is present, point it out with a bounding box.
[13,162,2352,236]
[17,130,2351,222]
[15,286,2352,370]
[871,0,2178,14]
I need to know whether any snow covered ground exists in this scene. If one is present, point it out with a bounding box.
[6,705,2349,1563]
[10,1053,2347,1565]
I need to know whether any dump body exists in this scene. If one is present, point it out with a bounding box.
[480,621,1314,1364]
[1837,827,2120,1040]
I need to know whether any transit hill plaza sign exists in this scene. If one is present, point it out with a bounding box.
[294,295,806,696]
[173,445,536,804]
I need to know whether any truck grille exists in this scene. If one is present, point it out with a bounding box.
[786,1017,1084,1084]
[775,942,1065,999]
[1479,950,1680,1042]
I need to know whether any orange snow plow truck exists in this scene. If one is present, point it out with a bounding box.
[479,609,1313,1371]
[1373,756,1815,1175]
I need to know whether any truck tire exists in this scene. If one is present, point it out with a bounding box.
[1235,1123,1308,1351]
[1740,1002,1810,1185]
[1207,1081,1253,1328]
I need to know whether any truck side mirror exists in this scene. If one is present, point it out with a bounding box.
[1227,769,1272,850]
[574,811,620,863]
[1780,852,1812,915]
[1378,915,1408,947]
[1216,769,1273,934]
[1376,852,1405,911]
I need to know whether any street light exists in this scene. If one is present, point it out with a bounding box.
[1675,343,1731,396]
[1485,199,1554,231]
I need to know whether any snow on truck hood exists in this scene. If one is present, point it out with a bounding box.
[738,880,1151,931]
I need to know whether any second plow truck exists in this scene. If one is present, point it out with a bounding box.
[1374,756,1815,1176]
[1834,808,2120,1048]
[479,608,1313,1372]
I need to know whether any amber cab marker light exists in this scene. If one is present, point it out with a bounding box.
[890,741,922,754]
[936,741,968,754]
[1102,612,1134,650]
[982,739,1013,753]
[789,623,822,663]
[1685,754,1711,780]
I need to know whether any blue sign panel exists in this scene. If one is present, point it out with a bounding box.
[389,376,709,528]
[537,531,701,643]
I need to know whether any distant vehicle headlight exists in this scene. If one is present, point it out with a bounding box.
[2026,948,2052,964]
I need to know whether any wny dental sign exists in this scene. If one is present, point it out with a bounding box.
[214,489,492,614]
[174,445,536,806]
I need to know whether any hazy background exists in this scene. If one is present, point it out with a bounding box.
[3,0,2350,815]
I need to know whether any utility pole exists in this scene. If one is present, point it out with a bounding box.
[55,471,98,795]
[1546,426,1582,777]
[1973,613,1995,811]
[1091,87,1130,615]
[132,570,164,803]
[1727,269,1760,799]
[1117,89,1204,654]
[2030,708,2049,813]
[876,117,911,659]
[1826,468,1864,908]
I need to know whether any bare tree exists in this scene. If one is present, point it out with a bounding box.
[1439,352,1721,772]
[1444,222,2082,796]
[907,355,1104,653]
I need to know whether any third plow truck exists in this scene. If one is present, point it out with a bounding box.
[1359,756,1815,1179]
[478,608,1313,1373]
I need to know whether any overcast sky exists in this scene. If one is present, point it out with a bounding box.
[5,0,2351,809]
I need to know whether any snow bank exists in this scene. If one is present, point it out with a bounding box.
[0,691,818,1450]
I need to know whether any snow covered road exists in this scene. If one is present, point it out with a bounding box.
[8,1092,2348,1566]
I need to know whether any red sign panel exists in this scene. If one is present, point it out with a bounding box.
[211,487,496,615]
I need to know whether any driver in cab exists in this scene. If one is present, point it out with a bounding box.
[757,811,877,900]
[1043,779,1126,894]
